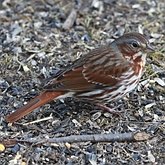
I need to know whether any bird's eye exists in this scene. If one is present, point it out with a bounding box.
[131,41,139,48]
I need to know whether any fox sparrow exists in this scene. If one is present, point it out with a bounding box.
[6,32,154,123]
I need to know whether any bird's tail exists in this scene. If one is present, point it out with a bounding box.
[6,91,64,123]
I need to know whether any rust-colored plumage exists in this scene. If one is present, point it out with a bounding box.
[6,32,154,123]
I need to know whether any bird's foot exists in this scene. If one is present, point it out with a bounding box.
[96,103,123,116]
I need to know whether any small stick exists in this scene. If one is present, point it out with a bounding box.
[22,115,53,126]
[62,8,77,30]
[20,132,150,145]
[62,0,82,30]
[1,132,150,148]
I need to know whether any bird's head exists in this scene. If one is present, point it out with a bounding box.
[113,32,154,61]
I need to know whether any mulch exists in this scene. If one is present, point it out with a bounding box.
[0,0,164,164]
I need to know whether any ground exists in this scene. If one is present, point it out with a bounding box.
[0,0,165,164]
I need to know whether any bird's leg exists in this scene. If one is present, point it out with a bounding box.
[95,103,122,116]
[76,98,122,116]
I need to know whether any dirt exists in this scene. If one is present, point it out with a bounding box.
[0,0,164,164]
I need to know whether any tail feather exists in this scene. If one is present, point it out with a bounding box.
[6,91,63,123]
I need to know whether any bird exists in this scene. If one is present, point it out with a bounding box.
[6,32,154,123]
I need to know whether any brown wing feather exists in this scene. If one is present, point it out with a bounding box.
[44,67,96,91]
[44,46,130,91]
[83,46,130,86]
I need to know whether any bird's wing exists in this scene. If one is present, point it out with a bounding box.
[82,46,131,86]
[44,46,130,91]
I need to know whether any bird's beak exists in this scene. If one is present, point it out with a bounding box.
[146,43,155,52]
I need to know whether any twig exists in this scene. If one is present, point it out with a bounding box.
[19,132,150,145]
[63,8,77,30]
[22,114,53,126]
[1,132,150,148]
[62,0,82,30]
